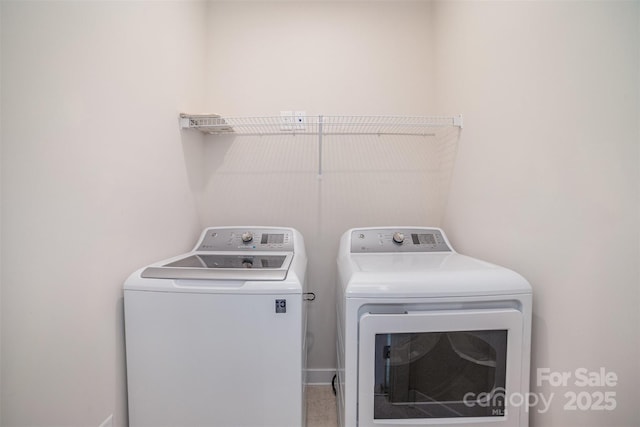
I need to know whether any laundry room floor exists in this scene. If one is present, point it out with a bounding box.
[306,385,338,427]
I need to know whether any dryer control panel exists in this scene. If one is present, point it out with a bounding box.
[350,228,451,253]
[196,228,294,252]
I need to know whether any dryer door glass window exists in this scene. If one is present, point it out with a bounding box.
[373,330,508,419]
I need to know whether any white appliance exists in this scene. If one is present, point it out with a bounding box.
[336,227,532,427]
[124,226,308,427]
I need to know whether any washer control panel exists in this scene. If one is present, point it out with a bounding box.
[196,228,294,252]
[350,228,451,253]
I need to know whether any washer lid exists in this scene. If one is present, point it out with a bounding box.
[140,252,293,281]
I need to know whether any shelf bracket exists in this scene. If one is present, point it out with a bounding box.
[453,114,464,128]
[318,115,324,177]
[180,116,191,129]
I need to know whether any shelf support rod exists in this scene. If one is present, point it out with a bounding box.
[318,115,324,177]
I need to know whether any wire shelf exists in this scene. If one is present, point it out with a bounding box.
[179,113,462,176]
[180,114,462,135]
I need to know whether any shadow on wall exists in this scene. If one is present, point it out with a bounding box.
[178,126,461,231]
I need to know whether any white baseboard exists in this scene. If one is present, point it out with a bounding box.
[306,368,336,385]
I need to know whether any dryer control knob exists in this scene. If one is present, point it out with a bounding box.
[241,232,254,243]
[392,232,405,244]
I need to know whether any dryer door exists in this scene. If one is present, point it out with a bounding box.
[358,309,523,426]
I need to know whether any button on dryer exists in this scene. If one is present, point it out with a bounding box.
[392,232,405,244]
[241,232,254,243]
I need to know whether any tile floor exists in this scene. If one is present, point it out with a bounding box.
[306,385,338,427]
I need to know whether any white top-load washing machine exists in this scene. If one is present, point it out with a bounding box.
[124,226,308,427]
[336,227,532,427]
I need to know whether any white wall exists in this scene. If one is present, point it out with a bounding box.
[1,1,638,427]
[200,1,444,374]
[0,2,3,422]
[0,1,206,425]
[204,1,436,116]
[434,1,640,426]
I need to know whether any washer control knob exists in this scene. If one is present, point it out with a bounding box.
[392,232,405,244]
[241,232,254,243]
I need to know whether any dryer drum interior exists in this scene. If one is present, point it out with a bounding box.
[373,330,508,419]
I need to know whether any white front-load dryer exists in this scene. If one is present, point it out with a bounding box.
[336,227,532,427]
[124,226,308,427]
